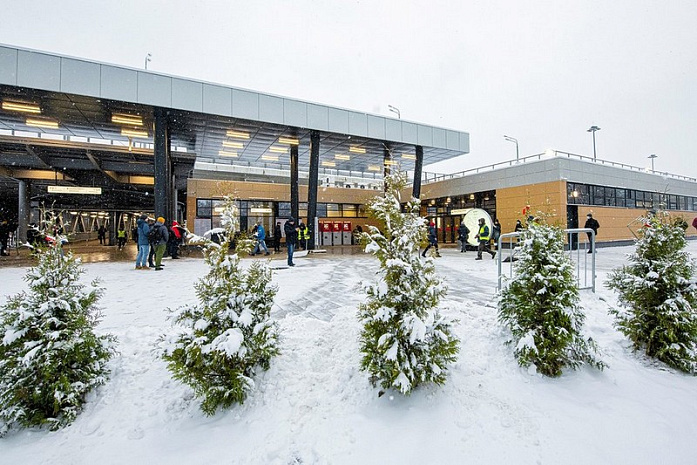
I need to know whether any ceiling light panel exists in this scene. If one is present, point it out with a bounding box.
[121,128,149,138]
[218,151,238,157]
[25,117,59,129]
[349,146,366,154]
[278,137,299,145]
[269,146,287,153]
[226,130,250,139]
[111,113,143,126]
[2,101,41,114]
[261,155,279,161]
[222,141,244,149]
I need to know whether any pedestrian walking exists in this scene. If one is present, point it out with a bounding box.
[147,217,157,268]
[134,214,151,270]
[492,219,501,250]
[97,225,106,245]
[116,227,127,250]
[475,218,496,260]
[151,217,169,270]
[273,222,282,253]
[251,221,270,256]
[284,217,298,266]
[457,221,470,253]
[422,221,441,257]
[584,213,600,253]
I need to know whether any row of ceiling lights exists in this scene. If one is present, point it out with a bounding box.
[2,100,419,169]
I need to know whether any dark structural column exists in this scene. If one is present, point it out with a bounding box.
[17,179,29,243]
[412,145,424,200]
[154,108,172,221]
[383,144,393,182]
[306,131,320,250]
[290,144,299,222]
[108,211,117,246]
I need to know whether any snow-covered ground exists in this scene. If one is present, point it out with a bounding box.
[2,244,697,465]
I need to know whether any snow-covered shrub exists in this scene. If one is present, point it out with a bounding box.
[358,171,459,395]
[607,211,697,373]
[0,217,115,434]
[160,197,279,414]
[498,217,604,377]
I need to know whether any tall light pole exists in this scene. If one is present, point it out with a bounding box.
[587,125,600,161]
[648,153,657,172]
[145,53,152,70]
[387,105,401,119]
[503,135,519,162]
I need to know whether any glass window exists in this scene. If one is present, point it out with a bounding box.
[326,203,341,218]
[316,203,327,218]
[342,204,358,218]
[197,199,212,217]
[358,205,368,217]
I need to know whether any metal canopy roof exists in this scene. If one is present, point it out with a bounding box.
[0,44,469,210]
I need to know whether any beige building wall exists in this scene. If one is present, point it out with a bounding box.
[495,181,567,234]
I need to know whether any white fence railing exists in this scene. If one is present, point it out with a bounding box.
[497,228,596,293]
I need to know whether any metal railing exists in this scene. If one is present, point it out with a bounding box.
[420,150,697,184]
[496,228,596,293]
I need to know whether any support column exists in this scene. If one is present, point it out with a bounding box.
[412,145,424,200]
[108,211,117,246]
[154,109,171,221]
[17,179,29,243]
[307,131,320,250]
[383,144,393,182]
[290,144,299,222]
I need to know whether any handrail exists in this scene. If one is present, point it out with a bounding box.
[496,228,596,293]
[419,150,697,184]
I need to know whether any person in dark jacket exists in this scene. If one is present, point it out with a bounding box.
[167,220,183,259]
[422,221,441,257]
[284,217,298,266]
[97,224,106,245]
[491,219,502,250]
[153,217,169,270]
[273,222,282,253]
[135,214,151,270]
[457,222,470,253]
[0,219,16,256]
[584,213,600,253]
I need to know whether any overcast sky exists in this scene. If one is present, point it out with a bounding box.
[2,0,696,177]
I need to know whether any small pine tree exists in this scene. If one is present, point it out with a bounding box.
[607,211,697,373]
[358,171,459,395]
[498,215,604,377]
[0,211,116,434]
[160,197,280,414]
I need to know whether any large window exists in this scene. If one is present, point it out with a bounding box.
[567,183,697,211]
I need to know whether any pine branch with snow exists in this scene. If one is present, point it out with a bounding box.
[159,196,279,414]
[358,171,459,395]
[607,211,697,374]
[0,214,115,435]
[498,217,604,377]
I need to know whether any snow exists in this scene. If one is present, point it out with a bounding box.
[2,243,697,464]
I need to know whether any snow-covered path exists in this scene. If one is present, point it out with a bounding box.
[1,245,697,464]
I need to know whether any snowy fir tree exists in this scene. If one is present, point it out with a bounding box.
[498,212,604,377]
[160,196,280,414]
[358,171,459,395]
[607,211,697,374]
[0,211,116,435]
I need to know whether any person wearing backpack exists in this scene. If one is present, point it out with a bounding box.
[135,214,151,270]
[151,217,169,270]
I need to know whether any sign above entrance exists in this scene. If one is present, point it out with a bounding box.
[48,185,102,195]
[250,207,273,214]
[450,208,471,215]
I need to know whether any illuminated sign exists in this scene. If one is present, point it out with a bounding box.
[48,186,102,195]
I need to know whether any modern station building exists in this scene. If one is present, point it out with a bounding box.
[416,150,697,246]
[0,44,469,247]
[1,44,696,251]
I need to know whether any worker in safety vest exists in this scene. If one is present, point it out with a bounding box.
[475,218,496,260]
[298,222,311,250]
[117,227,127,250]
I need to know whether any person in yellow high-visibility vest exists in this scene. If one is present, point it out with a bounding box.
[475,218,496,260]
[298,222,311,250]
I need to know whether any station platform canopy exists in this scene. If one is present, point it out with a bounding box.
[0,44,469,213]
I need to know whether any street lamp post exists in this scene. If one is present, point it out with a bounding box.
[145,53,152,70]
[648,153,658,172]
[387,105,401,119]
[503,135,519,162]
[587,125,600,161]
